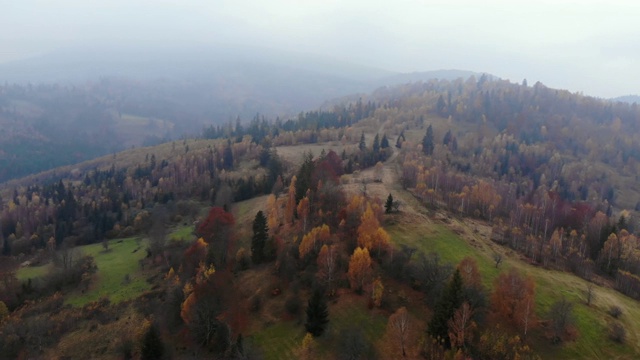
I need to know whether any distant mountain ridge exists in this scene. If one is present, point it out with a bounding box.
[612,95,640,104]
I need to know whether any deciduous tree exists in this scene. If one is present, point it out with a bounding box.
[348,247,373,293]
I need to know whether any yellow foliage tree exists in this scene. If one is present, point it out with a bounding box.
[299,224,331,259]
[348,247,373,293]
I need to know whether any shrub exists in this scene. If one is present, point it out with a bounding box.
[609,305,623,319]
[610,323,626,343]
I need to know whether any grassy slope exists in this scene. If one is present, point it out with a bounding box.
[66,237,149,306]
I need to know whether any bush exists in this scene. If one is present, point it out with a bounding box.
[609,305,623,318]
[610,323,626,343]
[250,294,262,313]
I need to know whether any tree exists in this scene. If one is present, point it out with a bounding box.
[548,297,574,344]
[372,277,384,308]
[348,247,373,293]
[299,224,331,260]
[197,207,236,268]
[586,283,595,306]
[141,322,165,360]
[385,194,394,214]
[422,124,434,155]
[317,244,338,288]
[0,300,8,322]
[373,133,380,153]
[251,211,268,264]
[305,288,329,337]
[223,139,234,170]
[428,269,463,347]
[359,132,366,151]
[381,134,390,149]
[491,269,536,338]
[447,302,476,350]
[388,306,414,357]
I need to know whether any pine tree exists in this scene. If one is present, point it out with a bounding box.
[251,211,268,264]
[385,194,394,214]
[422,124,434,155]
[428,269,463,347]
[373,134,380,153]
[381,134,390,149]
[223,139,234,170]
[305,288,329,337]
[359,132,366,151]
[141,323,165,360]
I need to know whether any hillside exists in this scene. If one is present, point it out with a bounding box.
[0,45,484,183]
[2,76,640,359]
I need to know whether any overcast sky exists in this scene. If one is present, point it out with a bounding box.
[1,0,638,97]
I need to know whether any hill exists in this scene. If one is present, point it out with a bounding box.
[612,95,640,104]
[2,76,640,358]
[0,44,487,183]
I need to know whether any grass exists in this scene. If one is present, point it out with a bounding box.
[65,237,150,307]
[16,263,52,281]
[251,321,303,360]
[169,224,194,242]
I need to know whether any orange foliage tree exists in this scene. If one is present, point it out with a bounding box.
[357,204,390,258]
[317,244,338,288]
[491,268,536,338]
[299,224,331,260]
[348,247,373,293]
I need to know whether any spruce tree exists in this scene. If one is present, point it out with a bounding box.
[385,194,394,214]
[427,269,463,347]
[141,323,164,360]
[380,134,389,149]
[305,288,329,337]
[251,211,268,264]
[422,124,434,155]
[373,134,380,153]
[359,132,366,151]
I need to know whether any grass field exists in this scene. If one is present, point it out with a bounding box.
[16,263,52,281]
[169,224,194,242]
[65,237,150,307]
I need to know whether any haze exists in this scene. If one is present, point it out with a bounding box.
[1,0,638,98]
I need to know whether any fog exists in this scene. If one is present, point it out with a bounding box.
[2,0,638,98]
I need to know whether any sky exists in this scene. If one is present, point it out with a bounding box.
[1,0,638,98]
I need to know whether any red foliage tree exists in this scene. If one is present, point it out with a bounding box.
[196,207,236,268]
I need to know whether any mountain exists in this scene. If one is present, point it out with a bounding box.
[0,44,489,183]
[612,95,640,104]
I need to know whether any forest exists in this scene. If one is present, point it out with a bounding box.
[1,75,640,359]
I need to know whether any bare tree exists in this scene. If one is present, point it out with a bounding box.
[586,283,595,306]
[493,252,503,268]
[388,307,412,357]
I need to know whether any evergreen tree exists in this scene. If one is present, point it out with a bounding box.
[223,139,234,170]
[141,323,165,360]
[373,134,380,153]
[422,124,434,155]
[385,194,394,214]
[380,134,389,149]
[359,132,366,151]
[295,152,315,202]
[427,269,463,347]
[437,95,447,116]
[251,211,268,264]
[396,130,405,149]
[305,288,329,337]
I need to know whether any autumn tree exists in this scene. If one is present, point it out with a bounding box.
[387,306,415,357]
[317,244,338,289]
[448,302,476,350]
[372,277,384,308]
[348,247,373,293]
[196,207,236,268]
[491,269,536,338]
[251,210,268,264]
[285,176,297,225]
[305,288,329,337]
[357,204,390,258]
[299,224,331,261]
